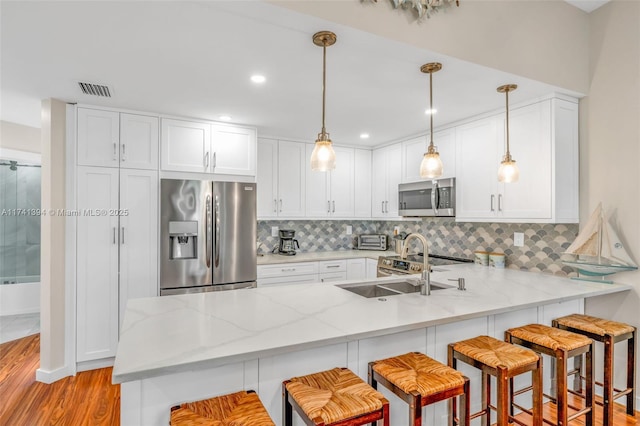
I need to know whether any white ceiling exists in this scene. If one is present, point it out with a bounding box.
[1,1,584,148]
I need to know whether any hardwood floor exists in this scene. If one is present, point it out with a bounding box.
[0,334,119,425]
[0,334,637,425]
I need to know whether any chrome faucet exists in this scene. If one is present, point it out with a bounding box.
[401,233,431,295]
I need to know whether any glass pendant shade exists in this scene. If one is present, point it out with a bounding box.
[498,156,519,183]
[310,137,336,171]
[419,146,443,178]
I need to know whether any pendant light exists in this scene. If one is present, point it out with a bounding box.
[419,62,444,179]
[310,31,337,171]
[497,84,520,183]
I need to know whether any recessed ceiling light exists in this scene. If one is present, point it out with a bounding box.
[219,115,232,121]
[425,108,438,115]
[360,133,370,139]
[250,75,266,84]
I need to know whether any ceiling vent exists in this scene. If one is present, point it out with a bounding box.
[78,82,112,97]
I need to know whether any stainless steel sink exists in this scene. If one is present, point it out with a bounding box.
[337,279,453,298]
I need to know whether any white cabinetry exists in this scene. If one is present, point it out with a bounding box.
[366,258,378,278]
[76,166,158,362]
[305,146,354,217]
[456,97,578,223]
[161,119,256,176]
[402,128,456,183]
[77,108,158,169]
[257,262,318,286]
[346,258,366,280]
[354,149,372,218]
[372,144,402,218]
[318,260,347,283]
[257,139,306,218]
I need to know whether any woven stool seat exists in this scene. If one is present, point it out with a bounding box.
[451,335,539,370]
[170,390,275,426]
[554,313,635,337]
[371,352,465,397]
[507,323,592,351]
[284,367,387,425]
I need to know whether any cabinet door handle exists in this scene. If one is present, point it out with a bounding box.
[121,144,126,162]
[327,200,330,213]
[385,201,389,213]
[204,151,210,170]
[332,200,335,213]
[113,143,117,161]
[279,199,283,213]
[498,194,503,212]
[121,227,125,245]
[490,194,495,212]
[273,199,277,213]
[213,152,217,170]
[381,201,384,214]
[327,265,340,269]
[113,227,116,244]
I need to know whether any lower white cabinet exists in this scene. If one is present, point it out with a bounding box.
[365,258,378,279]
[346,259,366,280]
[258,258,375,286]
[76,166,158,363]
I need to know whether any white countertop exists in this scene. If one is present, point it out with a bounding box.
[112,265,630,384]
[257,249,391,264]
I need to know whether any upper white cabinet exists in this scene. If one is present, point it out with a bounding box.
[305,145,355,217]
[402,128,456,183]
[161,119,256,176]
[77,108,159,170]
[257,138,306,218]
[372,143,402,219]
[211,124,257,176]
[456,97,578,223]
[354,149,372,218]
[161,119,211,173]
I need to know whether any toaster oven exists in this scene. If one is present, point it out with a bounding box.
[356,234,387,251]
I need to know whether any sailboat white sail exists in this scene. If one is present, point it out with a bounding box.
[563,203,637,282]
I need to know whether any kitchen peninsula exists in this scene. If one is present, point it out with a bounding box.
[113,265,631,425]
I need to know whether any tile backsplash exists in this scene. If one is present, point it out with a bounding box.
[258,219,579,277]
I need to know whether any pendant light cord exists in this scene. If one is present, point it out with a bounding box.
[504,88,510,157]
[429,70,434,147]
[321,42,327,136]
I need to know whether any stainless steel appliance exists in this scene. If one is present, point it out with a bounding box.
[277,229,299,255]
[377,253,472,277]
[398,178,455,217]
[356,234,388,251]
[160,179,257,295]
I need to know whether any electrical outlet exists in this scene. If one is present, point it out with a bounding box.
[346,225,353,235]
[514,232,524,247]
[271,226,279,237]
[394,226,400,234]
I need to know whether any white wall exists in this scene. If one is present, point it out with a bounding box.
[0,120,41,152]
[582,0,640,400]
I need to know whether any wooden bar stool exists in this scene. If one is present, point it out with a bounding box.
[170,389,275,425]
[282,367,390,426]
[368,351,470,426]
[448,335,543,426]
[553,313,636,426]
[506,323,594,426]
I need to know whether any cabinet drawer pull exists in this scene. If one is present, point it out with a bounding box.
[113,143,117,161]
[121,144,126,161]
[326,265,340,269]
[281,268,296,272]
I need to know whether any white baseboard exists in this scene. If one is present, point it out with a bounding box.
[76,357,114,372]
[36,365,74,384]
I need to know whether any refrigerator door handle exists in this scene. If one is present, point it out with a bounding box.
[214,195,220,268]
[206,194,212,268]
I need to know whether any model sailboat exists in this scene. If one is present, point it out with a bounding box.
[563,203,637,283]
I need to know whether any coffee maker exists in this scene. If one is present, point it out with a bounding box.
[278,229,300,255]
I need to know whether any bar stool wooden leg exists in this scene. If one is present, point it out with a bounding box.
[481,372,490,426]
[557,349,568,426]
[496,366,509,426]
[533,356,543,426]
[586,342,594,426]
[603,335,614,426]
[628,328,637,416]
[282,381,293,426]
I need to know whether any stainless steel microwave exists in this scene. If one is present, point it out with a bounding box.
[398,178,455,217]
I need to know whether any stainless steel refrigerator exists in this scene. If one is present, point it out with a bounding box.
[160,179,257,295]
